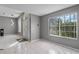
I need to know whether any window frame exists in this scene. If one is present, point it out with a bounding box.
[48,13,78,40]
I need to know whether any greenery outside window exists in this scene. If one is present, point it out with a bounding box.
[49,12,77,38]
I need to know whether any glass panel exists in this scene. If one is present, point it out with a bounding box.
[60,13,77,38]
[60,16,65,26]
[49,18,59,35]
[49,27,59,35]
[61,31,66,36]
[64,14,71,25]
[49,13,77,38]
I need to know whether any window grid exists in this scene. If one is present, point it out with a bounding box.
[49,12,77,38]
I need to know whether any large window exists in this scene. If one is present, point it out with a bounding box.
[49,13,77,38]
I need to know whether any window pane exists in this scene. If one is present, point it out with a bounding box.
[71,13,77,23]
[49,13,77,38]
[60,13,77,38]
[60,16,65,26]
[49,18,59,35]
[61,31,66,36]
[65,14,71,25]
[65,26,74,31]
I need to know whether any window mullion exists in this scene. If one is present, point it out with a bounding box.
[49,12,77,39]
[76,13,78,38]
[59,18,61,36]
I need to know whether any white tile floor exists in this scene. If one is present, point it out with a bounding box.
[0,34,22,49]
[0,35,79,54]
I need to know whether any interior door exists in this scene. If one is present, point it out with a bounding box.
[31,15,40,41]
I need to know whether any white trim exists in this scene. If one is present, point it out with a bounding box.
[59,17,61,36]
[48,12,78,40]
[76,12,78,39]
[50,34,77,40]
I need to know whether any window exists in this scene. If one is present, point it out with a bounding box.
[49,18,59,35]
[49,13,77,38]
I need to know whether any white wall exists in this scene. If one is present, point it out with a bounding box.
[18,13,40,41]
[0,16,18,34]
[31,14,40,41]
[40,5,79,49]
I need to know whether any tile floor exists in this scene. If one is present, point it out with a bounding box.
[0,35,79,54]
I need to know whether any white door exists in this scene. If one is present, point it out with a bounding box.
[31,15,40,40]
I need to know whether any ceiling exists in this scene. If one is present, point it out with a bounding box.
[0,4,76,16]
[0,5,22,18]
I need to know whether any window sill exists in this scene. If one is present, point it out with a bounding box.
[49,34,77,40]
